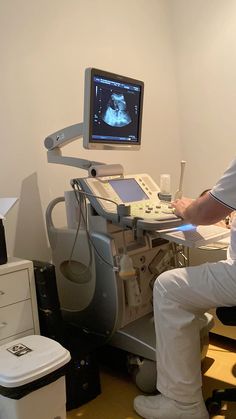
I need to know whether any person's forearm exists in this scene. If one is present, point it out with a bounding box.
[183,199,217,225]
[173,194,232,226]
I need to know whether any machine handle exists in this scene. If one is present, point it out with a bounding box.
[45,196,65,232]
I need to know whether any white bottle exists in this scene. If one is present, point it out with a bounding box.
[119,254,142,307]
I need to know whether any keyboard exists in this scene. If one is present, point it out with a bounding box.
[130,201,177,220]
[157,224,230,248]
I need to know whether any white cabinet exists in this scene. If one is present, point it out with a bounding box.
[0,258,40,345]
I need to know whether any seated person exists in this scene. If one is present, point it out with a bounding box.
[134,159,236,419]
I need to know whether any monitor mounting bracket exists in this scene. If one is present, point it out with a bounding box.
[44,123,104,171]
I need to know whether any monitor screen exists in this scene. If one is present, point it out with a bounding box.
[83,68,144,150]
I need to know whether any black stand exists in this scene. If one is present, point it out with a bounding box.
[0,219,7,265]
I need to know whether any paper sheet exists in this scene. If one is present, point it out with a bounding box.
[0,198,18,219]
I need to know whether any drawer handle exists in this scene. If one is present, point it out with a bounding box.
[0,322,7,328]
[0,291,5,295]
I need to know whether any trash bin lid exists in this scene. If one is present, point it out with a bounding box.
[0,335,71,388]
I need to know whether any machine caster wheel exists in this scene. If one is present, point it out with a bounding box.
[205,397,222,415]
[127,356,157,394]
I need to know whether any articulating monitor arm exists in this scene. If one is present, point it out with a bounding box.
[47,149,104,171]
[44,123,104,171]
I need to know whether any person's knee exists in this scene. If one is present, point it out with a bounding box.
[153,270,173,300]
[154,269,174,288]
[153,268,182,302]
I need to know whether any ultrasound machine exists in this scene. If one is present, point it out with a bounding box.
[44,68,228,392]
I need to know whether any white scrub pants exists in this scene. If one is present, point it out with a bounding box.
[153,259,236,403]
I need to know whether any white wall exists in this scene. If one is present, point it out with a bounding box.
[170,0,236,196]
[0,0,181,261]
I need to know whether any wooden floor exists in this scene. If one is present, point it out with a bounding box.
[67,334,236,419]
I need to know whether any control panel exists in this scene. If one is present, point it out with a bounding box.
[78,173,183,230]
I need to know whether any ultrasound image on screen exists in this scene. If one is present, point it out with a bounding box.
[103,93,132,127]
[91,75,142,143]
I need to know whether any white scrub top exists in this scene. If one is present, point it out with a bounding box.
[210,158,236,260]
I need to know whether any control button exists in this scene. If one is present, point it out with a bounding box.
[162,209,174,214]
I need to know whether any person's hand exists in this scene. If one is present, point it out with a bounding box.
[171,197,194,219]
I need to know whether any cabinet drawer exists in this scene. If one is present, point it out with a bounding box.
[0,300,33,340]
[0,269,30,307]
[0,329,35,346]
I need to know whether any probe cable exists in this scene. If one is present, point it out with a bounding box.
[70,179,119,271]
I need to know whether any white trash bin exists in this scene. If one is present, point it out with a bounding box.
[0,335,71,419]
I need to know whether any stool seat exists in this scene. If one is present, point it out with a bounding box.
[206,306,236,415]
[216,306,236,326]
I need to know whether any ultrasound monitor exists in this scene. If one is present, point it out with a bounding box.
[83,68,144,150]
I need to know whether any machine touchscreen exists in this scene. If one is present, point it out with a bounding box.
[108,178,149,202]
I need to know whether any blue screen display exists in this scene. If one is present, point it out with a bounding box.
[109,178,148,203]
